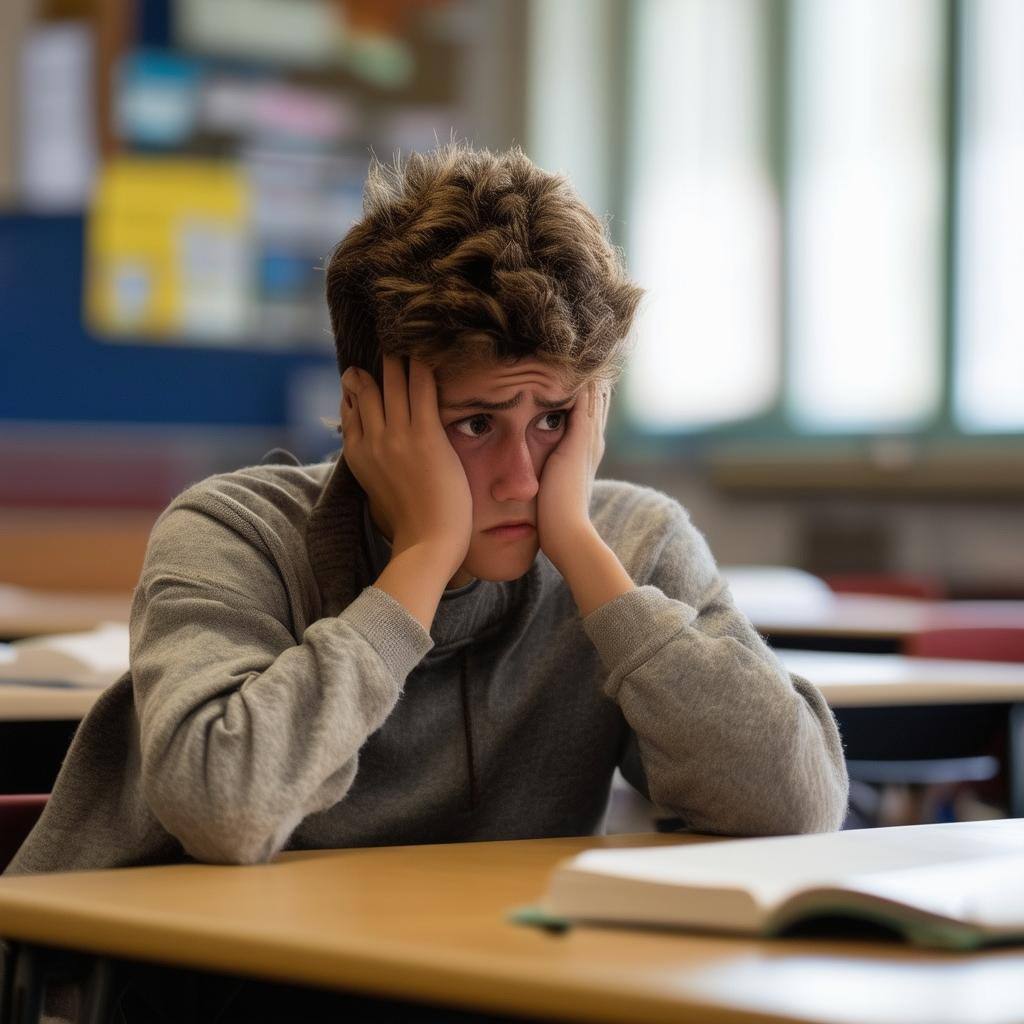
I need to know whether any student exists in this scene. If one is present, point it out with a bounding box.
[7,144,848,875]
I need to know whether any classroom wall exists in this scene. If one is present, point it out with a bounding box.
[603,456,1024,596]
[2,0,1021,599]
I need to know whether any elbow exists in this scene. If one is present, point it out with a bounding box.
[143,769,295,866]
[655,753,850,839]
[180,813,288,865]
[753,757,847,835]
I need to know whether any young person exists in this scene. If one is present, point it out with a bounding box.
[8,144,847,875]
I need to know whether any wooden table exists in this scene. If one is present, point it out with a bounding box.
[0,683,103,722]
[778,650,1024,818]
[778,650,1024,707]
[0,586,132,642]
[3,833,1024,1024]
[742,593,1024,649]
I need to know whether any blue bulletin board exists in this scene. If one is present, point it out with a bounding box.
[0,214,335,427]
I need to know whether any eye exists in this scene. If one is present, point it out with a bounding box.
[452,414,491,438]
[536,410,569,432]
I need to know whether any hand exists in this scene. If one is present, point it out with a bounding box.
[340,355,473,579]
[536,381,610,572]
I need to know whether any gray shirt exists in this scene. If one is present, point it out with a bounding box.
[8,456,848,874]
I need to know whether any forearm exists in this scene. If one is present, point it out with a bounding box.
[585,586,849,835]
[138,586,432,864]
[554,526,636,618]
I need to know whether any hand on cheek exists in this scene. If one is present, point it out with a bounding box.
[340,355,474,580]
[536,381,610,574]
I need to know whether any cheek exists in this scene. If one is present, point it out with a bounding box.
[453,449,488,511]
[531,435,560,472]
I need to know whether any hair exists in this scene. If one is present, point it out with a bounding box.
[324,142,644,395]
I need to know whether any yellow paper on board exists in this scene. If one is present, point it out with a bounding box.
[86,157,250,341]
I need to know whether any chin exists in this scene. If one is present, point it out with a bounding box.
[464,543,539,583]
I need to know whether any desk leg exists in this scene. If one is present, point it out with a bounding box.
[80,958,114,1024]
[8,944,42,1024]
[3,945,115,1024]
[1010,703,1024,819]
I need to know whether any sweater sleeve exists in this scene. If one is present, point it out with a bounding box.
[131,506,432,865]
[582,499,848,837]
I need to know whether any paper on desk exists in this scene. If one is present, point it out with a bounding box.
[0,622,129,687]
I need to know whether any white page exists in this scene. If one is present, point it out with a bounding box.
[0,622,129,686]
[570,820,1024,909]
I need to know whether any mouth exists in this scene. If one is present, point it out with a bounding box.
[483,522,536,539]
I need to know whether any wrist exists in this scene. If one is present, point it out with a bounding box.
[392,535,465,580]
[545,522,602,577]
[556,530,635,618]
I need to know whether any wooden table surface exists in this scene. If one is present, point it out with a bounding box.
[0,585,132,640]
[746,594,1024,640]
[1,833,1023,1024]
[778,649,1024,707]
[0,682,105,721]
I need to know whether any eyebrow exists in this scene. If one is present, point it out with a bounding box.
[440,391,576,412]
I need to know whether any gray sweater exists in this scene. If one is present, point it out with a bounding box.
[8,454,848,874]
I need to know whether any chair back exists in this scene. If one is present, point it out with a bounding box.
[905,627,1024,662]
[0,794,48,872]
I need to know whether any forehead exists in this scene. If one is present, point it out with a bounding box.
[438,358,576,407]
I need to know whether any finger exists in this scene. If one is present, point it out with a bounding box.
[348,368,385,438]
[340,385,363,445]
[408,358,441,431]
[382,354,411,428]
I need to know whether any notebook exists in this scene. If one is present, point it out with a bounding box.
[0,622,129,688]
[518,819,1024,950]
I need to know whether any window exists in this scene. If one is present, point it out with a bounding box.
[621,0,1024,440]
[623,0,779,431]
[954,0,1024,433]
[787,0,945,432]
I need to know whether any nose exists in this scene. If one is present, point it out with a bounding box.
[490,436,541,505]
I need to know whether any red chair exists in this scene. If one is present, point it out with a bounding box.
[0,794,48,873]
[906,627,1024,662]
[825,573,947,600]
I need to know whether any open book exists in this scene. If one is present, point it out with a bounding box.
[524,819,1024,950]
[0,622,129,688]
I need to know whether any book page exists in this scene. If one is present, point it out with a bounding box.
[841,854,1024,929]
[569,820,1024,911]
[0,622,129,687]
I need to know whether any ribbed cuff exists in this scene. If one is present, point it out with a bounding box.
[338,586,434,681]
[582,585,697,687]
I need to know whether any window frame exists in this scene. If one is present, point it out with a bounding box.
[607,0,1024,486]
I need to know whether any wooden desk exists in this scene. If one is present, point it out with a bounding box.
[0,683,103,722]
[3,833,1024,1024]
[778,650,1024,818]
[779,650,1024,708]
[0,586,132,642]
[745,594,1024,647]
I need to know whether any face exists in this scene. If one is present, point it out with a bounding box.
[438,358,579,587]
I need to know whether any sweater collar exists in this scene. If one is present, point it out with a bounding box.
[306,453,537,657]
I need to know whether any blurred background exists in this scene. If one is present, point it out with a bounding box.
[0,0,1022,598]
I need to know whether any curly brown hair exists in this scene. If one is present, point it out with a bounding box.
[325,142,643,394]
